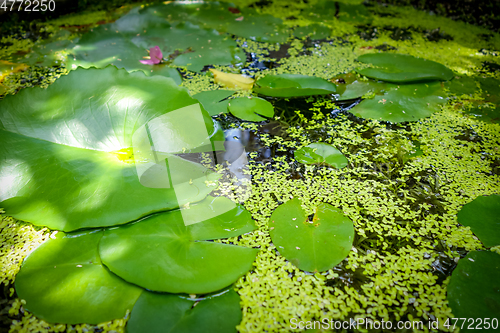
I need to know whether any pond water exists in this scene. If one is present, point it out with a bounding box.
[0,1,499,332]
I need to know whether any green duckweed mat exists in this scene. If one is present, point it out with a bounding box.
[1,0,500,332]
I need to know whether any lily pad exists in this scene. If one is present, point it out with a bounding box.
[99,196,258,293]
[351,82,447,122]
[457,194,500,247]
[193,90,235,116]
[294,143,348,169]
[333,73,387,100]
[447,251,500,330]
[255,74,337,97]
[293,24,331,40]
[127,289,242,333]
[15,230,142,324]
[227,97,274,122]
[268,198,354,272]
[0,67,218,231]
[338,3,372,24]
[356,53,454,83]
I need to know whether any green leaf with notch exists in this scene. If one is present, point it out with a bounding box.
[227,97,274,122]
[99,196,258,294]
[269,198,354,272]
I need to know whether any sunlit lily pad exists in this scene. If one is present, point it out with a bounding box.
[0,67,218,231]
[294,143,348,168]
[15,230,142,324]
[193,90,235,116]
[269,198,354,272]
[447,251,500,330]
[351,82,447,122]
[357,53,454,83]
[127,289,242,333]
[457,194,500,247]
[227,97,274,122]
[99,196,258,293]
[255,74,337,97]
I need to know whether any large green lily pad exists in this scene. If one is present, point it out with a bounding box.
[15,230,142,324]
[294,143,348,168]
[269,198,354,272]
[254,74,337,97]
[351,82,447,122]
[0,67,218,231]
[127,289,242,333]
[447,251,500,331]
[99,196,258,293]
[227,97,275,122]
[356,53,454,83]
[193,90,235,116]
[457,194,500,247]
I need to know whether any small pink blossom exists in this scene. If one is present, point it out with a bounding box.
[140,46,163,65]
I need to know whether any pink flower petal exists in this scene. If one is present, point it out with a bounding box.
[140,59,156,65]
[149,46,163,64]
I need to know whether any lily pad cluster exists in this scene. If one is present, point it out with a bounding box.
[351,53,453,122]
[1,67,258,327]
[68,6,246,75]
[191,73,338,121]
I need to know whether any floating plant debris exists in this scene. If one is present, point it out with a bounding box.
[254,74,337,97]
